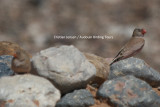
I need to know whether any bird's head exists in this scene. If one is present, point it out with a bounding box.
[13,50,23,60]
[132,28,146,37]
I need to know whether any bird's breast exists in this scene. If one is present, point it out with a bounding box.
[13,59,25,67]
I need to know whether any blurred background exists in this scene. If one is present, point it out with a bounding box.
[0,0,160,71]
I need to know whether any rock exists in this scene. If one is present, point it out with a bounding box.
[0,41,20,56]
[31,45,96,94]
[84,53,109,86]
[0,74,60,107]
[109,57,160,87]
[0,55,14,77]
[0,55,13,67]
[0,41,32,58]
[97,75,160,107]
[56,89,94,107]
[0,63,14,78]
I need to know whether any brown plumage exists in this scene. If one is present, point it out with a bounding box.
[11,50,31,73]
[0,41,31,73]
[110,28,146,65]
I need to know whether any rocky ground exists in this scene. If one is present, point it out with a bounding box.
[0,45,160,107]
[0,0,160,106]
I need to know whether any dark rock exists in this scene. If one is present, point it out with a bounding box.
[0,55,14,77]
[56,89,94,107]
[109,57,160,87]
[0,55,13,67]
[97,75,160,107]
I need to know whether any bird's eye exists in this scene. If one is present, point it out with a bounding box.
[16,51,21,56]
[138,29,141,32]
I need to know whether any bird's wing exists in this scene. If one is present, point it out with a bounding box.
[110,37,144,65]
[122,37,144,58]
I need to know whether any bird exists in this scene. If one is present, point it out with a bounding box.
[11,49,31,74]
[110,28,146,65]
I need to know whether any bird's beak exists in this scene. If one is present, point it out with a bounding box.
[141,29,146,35]
[13,53,17,58]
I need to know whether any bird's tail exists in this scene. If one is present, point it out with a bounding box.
[109,59,116,66]
[110,61,114,66]
[110,60,116,66]
[109,57,121,66]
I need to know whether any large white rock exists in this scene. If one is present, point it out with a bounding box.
[31,45,96,94]
[0,74,60,107]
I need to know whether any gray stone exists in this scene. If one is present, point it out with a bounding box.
[97,75,160,107]
[56,89,94,107]
[109,57,160,86]
[0,74,60,107]
[0,55,14,77]
[31,45,96,94]
[0,55,13,67]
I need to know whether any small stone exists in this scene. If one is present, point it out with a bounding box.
[109,57,160,87]
[97,75,160,107]
[0,55,14,77]
[84,53,109,86]
[56,89,94,107]
[31,45,96,94]
[0,74,61,107]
